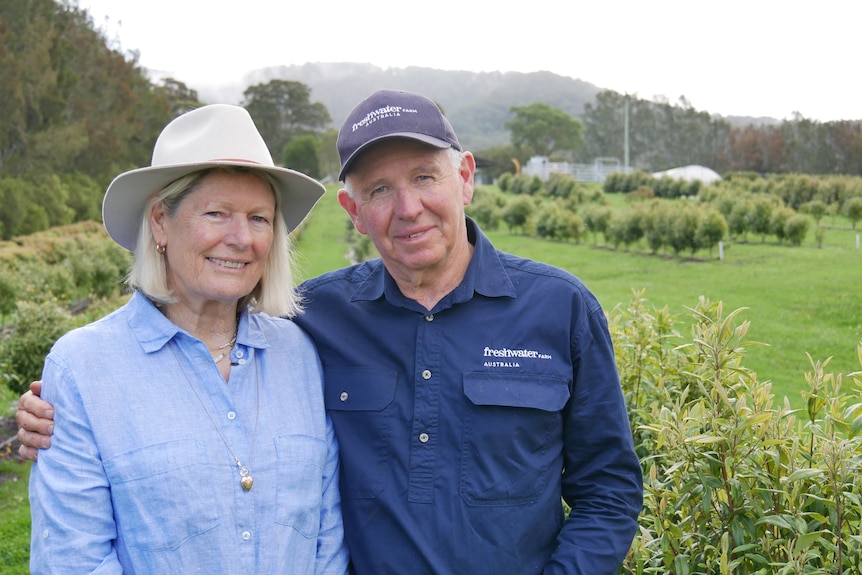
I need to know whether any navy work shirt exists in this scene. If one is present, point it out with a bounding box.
[296,217,643,575]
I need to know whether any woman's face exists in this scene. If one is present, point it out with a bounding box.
[151,171,276,315]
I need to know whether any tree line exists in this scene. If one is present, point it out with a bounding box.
[580,91,862,175]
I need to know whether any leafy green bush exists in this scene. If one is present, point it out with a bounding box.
[0,299,77,395]
[0,223,131,304]
[611,293,862,574]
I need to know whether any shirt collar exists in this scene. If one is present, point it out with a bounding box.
[125,290,268,353]
[350,217,516,305]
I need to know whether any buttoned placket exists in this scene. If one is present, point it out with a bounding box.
[229,348,257,564]
[199,344,258,560]
[408,312,440,503]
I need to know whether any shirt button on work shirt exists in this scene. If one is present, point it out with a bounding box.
[421,370,432,380]
[227,411,236,420]
[424,314,434,321]
[235,350,244,358]
[419,432,430,443]
[340,392,348,402]
[241,530,251,541]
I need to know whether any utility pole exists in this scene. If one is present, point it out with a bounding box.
[624,94,630,171]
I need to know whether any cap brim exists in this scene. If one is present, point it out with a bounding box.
[337,133,453,182]
[103,161,325,251]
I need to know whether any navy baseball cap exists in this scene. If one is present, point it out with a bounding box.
[336,89,462,181]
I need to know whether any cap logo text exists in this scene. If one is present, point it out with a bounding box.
[352,105,419,132]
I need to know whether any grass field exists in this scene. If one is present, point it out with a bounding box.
[297,185,862,409]
[0,460,30,575]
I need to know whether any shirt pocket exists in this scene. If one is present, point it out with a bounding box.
[460,372,570,506]
[274,434,328,537]
[102,438,220,550]
[323,366,396,499]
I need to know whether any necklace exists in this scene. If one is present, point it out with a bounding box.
[170,341,260,491]
[211,333,238,364]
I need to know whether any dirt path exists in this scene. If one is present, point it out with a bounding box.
[0,416,23,465]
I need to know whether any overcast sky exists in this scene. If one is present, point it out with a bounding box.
[77,0,859,122]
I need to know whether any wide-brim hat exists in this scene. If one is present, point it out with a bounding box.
[102,104,325,251]
[336,89,462,181]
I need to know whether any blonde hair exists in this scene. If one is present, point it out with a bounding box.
[126,167,303,318]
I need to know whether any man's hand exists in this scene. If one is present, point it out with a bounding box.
[16,381,54,461]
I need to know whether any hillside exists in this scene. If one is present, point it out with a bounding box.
[192,62,779,152]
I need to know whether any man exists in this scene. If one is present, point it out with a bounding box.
[19,89,643,574]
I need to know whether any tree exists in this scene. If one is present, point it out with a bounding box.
[843,196,862,229]
[282,135,321,180]
[727,198,753,241]
[696,206,728,257]
[502,196,534,234]
[770,205,795,243]
[581,204,613,246]
[784,214,811,246]
[242,80,331,160]
[747,196,778,242]
[0,0,173,179]
[668,205,699,256]
[800,199,828,224]
[466,188,506,232]
[535,202,585,242]
[155,78,203,117]
[505,102,584,159]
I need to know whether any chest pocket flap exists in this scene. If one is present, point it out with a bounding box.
[463,372,570,411]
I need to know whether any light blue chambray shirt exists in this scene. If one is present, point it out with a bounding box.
[29,290,348,574]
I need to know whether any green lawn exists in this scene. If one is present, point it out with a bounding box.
[0,460,30,575]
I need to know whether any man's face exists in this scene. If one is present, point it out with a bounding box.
[338,139,475,279]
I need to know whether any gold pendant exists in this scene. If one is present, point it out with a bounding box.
[241,475,254,491]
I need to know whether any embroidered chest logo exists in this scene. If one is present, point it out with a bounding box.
[482,346,552,368]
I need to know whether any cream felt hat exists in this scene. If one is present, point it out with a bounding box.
[102,104,325,251]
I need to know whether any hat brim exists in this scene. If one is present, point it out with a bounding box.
[337,133,453,182]
[102,161,325,251]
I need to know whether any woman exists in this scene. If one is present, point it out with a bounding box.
[28,104,348,574]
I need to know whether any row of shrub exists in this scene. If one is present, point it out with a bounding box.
[605,170,862,217]
[468,186,818,256]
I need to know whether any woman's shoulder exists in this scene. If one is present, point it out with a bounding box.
[248,312,314,346]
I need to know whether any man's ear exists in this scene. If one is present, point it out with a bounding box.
[337,188,367,235]
[460,151,476,206]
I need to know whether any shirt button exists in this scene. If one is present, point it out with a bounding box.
[422,370,432,380]
[237,358,247,365]
[424,314,434,322]
[227,411,237,420]
[340,392,348,402]
[419,433,430,443]
[241,530,251,541]
[235,350,244,358]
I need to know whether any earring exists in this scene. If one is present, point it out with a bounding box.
[155,242,166,255]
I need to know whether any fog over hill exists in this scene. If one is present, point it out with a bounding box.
[194,62,779,152]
